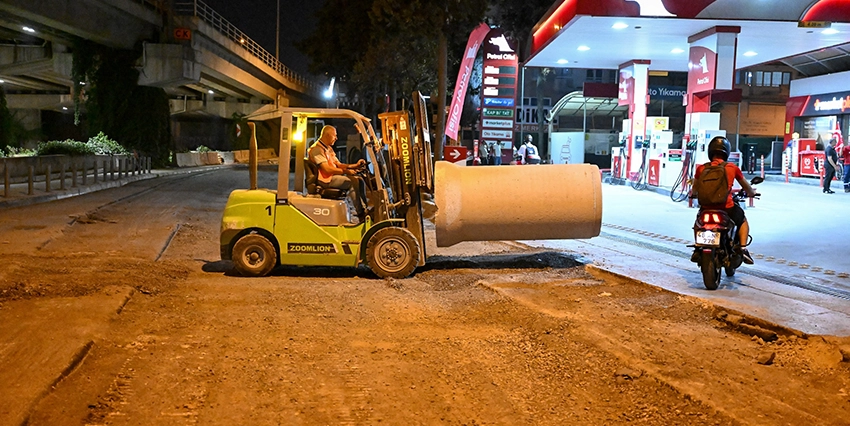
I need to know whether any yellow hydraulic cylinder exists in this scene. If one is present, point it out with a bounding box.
[433,162,602,247]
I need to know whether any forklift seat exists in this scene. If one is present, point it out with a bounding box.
[304,158,347,199]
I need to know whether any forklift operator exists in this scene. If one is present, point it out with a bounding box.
[308,125,368,219]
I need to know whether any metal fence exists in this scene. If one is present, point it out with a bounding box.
[173,0,319,94]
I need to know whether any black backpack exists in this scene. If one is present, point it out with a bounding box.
[694,161,730,206]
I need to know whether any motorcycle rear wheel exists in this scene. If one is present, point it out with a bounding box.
[700,250,722,290]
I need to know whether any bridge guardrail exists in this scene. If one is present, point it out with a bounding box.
[173,0,319,95]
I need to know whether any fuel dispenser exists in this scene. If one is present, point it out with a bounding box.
[645,117,672,187]
[688,113,724,165]
[783,137,817,177]
[611,125,629,182]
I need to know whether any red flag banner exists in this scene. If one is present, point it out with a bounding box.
[445,23,491,142]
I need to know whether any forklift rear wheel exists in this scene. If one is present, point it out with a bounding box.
[366,227,420,279]
[232,233,277,277]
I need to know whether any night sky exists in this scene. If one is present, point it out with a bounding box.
[200,0,324,75]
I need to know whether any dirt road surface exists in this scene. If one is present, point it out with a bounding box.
[1,167,849,425]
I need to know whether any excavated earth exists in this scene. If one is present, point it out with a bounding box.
[0,167,848,425]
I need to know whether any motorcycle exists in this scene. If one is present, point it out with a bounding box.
[689,176,763,290]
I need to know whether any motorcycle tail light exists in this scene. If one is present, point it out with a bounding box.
[702,213,720,223]
[702,213,721,224]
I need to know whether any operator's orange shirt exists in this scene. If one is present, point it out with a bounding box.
[308,141,339,184]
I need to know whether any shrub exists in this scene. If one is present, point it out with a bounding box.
[36,140,94,156]
[87,131,129,155]
[1,146,37,157]
[195,145,212,153]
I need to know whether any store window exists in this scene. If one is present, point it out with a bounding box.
[797,115,839,148]
[737,70,791,87]
[586,69,605,82]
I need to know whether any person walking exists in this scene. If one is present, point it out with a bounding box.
[490,142,502,166]
[840,139,850,193]
[823,138,839,194]
[478,140,490,166]
[517,135,541,165]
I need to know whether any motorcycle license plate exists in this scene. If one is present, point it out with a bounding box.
[695,230,720,246]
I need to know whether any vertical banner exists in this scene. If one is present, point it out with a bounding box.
[478,27,519,162]
[445,23,491,142]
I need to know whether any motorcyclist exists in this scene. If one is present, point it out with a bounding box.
[692,136,757,264]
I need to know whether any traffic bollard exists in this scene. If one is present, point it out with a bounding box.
[760,155,765,179]
[3,162,9,198]
[28,166,34,195]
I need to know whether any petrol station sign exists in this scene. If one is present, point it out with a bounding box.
[483,108,513,118]
[687,46,717,93]
[479,28,519,161]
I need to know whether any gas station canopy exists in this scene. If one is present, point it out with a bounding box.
[527,0,850,72]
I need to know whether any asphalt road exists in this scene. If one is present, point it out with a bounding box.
[530,179,850,336]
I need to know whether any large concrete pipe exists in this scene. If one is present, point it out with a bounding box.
[434,162,602,247]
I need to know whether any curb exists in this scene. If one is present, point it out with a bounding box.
[0,165,232,209]
[584,264,809,339]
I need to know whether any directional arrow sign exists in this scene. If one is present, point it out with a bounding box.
[443,146,468,164]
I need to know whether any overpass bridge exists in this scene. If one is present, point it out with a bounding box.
[0,0,324,145]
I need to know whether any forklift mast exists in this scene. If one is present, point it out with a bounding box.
[378,91,434,266]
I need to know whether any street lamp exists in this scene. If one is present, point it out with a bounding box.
[324,77,335,99]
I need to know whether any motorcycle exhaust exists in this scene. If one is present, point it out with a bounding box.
[433,162,602,247]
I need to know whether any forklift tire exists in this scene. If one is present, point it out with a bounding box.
[366,227,420,279]
[232,233,277,277]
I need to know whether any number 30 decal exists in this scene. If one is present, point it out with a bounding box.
[313,208,330,216]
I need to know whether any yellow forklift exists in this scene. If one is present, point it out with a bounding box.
[220,92,433,278]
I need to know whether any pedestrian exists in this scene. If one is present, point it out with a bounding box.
[840,139,850,193]
[490,142,502,166]
[517,135,542,165]
[478,140,489,166]
[823,138,839,194]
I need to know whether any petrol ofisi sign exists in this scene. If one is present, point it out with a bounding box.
[479,28,518,149]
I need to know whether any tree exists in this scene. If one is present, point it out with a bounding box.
[299,0,487,159]
[369,0,487,159]
[0,87,11,152]
[72,40,172,167]
[489,0,553,61]
[296,0,375,107]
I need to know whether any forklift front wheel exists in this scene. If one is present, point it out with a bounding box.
[232,233,277,277]
[366,227,420,279]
